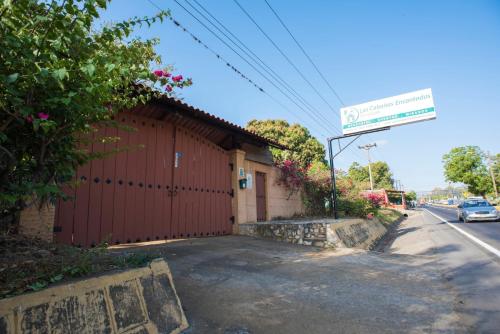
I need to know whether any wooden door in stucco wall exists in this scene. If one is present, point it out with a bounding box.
[255,172,267,221]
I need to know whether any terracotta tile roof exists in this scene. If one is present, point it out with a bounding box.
[131,94,289,150]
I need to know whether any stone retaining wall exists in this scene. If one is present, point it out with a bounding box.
[0,259,188,334]
[239,217,388,250]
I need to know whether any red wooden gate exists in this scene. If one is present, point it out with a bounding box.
[54,113,233,247]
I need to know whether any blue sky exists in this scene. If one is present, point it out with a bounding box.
[99,0,500,192]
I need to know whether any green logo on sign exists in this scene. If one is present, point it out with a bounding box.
[344,108,359,124]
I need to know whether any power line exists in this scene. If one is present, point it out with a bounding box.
[233,0,341,121]
[261,0,394,165]
[168,0,352,137]
[147,0,265,91]
[186,0,340,131]
[189,0,370,162]
[263,0,345,106]
[146,0,330,138]
[230,0,372,162]
[150,0,365,163]
[183,0,338,131]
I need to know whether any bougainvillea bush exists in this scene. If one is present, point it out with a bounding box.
[276,160,384,218]
[0,0,191,219]
[362,192,386,208]
[275,160,308,199]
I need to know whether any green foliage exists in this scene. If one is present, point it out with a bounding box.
[375,208,403,226]
[347,161,394,190]
[246,119,325,168]
[347,162,369,184]
[0,0,191,214]
[337,197,374,218]
[442,146,493,197]
[2,236,160,298]
[405,190,417,202]
[492,153,500,191]
[302,161,331,216]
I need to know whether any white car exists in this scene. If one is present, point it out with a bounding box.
[457,199,499,223]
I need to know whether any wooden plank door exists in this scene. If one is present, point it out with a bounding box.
[171,127,232,238]
[256,172,267,222]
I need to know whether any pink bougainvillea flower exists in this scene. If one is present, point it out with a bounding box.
[38,112,49,120]
[26,115,33,123]
[153,70,163,77]
[172,75,183,82]
[163,71,171,77]
[165,85,173,92]
[367,213,374,220]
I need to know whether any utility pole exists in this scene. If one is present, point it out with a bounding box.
[487,152,498,198]
[358,143,377,191]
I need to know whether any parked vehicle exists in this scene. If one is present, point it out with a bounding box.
[457,199,499,223]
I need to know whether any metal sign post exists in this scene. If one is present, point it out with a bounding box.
[327,127,390,219]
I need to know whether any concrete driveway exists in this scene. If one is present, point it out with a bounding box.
[124,235,463,333]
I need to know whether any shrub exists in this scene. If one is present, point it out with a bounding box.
[337,197,373,218]
[302,161,331,216]
[362,192,385,208]
[275,160,307,199]
[0,0,192,221]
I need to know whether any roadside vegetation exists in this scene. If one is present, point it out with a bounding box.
[0,233,160,299]
[0,0,189,297]
[0,1,413,299]
[248,119,408,220]
[375,208,403,227]
[442,146,499,201]
[0,0,191,230]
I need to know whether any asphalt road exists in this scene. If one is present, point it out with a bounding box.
[388,206,500,333]
[425,204,500,251]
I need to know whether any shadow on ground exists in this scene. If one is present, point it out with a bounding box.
[113,235,464,334]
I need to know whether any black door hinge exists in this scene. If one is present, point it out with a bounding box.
[230,189,234,197]
[53,226,62,233]
[229,163,234,171]
[230,216,235,224]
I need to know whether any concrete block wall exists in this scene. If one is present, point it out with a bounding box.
[18,202,55,242]
[0,259,188,334]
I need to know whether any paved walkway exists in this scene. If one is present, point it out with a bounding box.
[120,233,463,333]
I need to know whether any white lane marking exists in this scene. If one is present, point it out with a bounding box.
[424,208,500,258]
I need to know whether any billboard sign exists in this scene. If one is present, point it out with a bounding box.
[340,88,435,135]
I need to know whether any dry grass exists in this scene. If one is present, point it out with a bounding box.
[376,208,403,226]
[0,234,160,299]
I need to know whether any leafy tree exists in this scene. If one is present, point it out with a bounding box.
[405,190,417,202]
[246,119,325,168]
[370,161,395,189]
[491,153,500,193]
[347,162,369,183]
[347,161,394,190]
[0,0,191,212]
[442,146,492,197]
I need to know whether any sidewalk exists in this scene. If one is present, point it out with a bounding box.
[121,234,463,333]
